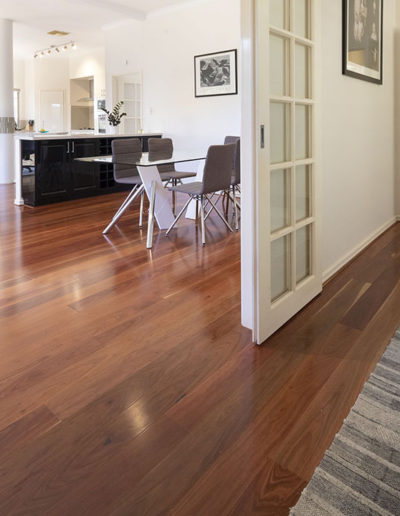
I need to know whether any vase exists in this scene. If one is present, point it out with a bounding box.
[108,125,120,136]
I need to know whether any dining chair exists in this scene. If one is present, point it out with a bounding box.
[148,138,197,183]
[148,138,197,214]
[224,136,241,230]
[103,138,145,234]
[166,143,236,246]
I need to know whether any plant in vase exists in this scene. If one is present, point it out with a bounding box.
[100,101,127,134]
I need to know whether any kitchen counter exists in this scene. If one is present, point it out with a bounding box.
[15,132,162,141]
[14,133,162,206]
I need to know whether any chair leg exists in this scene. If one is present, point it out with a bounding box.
[205,195,234,232]
[103,185,144,235]
[114,185,138,220]
[139,190,144,228]
[232,185,239,231]
[200,195,206,246]
[227,188,241,211]
[166,197,192,236]
[146,181,156,249]
[234,185,241,210]
[172,179,176,216]
[224,191,230,218]
[204,192,222,221]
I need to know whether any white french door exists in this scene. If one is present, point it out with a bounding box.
[254,0,322,343]
[115,73,143,134]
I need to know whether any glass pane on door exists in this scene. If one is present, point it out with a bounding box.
[295,104,311,160]
[296,165,311,221]
[270,35,290,97]
[294,0,310,39]
[270,0,289,30]
[295,44,311,99]
[271,169,291,232]
[270,102,291,164]
[124,83,135,99]
[296,225,311,283]
[271,235,291,301]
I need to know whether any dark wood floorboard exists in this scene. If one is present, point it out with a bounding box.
[0,184,399,515]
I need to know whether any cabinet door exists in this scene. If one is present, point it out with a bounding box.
[36,140,69,204]
[70,139,99,197]
[21,140,36,206]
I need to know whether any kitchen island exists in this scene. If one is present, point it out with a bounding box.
[15,132,162,206]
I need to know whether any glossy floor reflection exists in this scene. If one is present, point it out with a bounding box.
[0,184,399,515]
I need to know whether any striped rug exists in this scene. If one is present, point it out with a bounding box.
[291,329,400,516]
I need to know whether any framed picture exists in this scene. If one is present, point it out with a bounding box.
[194,49,238,98]
[343,0,383,84]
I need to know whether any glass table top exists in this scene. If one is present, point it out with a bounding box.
[76,150,206,167]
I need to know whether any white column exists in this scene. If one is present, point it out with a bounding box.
[0,19,15,184]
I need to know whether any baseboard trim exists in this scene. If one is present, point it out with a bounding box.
[322,217,398,283]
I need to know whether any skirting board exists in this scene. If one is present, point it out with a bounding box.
[322,217,398,283]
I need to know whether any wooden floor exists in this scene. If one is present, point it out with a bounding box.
[0,184,400,515]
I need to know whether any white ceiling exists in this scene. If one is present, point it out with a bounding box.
[0,0,195,58]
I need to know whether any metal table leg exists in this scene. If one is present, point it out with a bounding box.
[146,180,156,249]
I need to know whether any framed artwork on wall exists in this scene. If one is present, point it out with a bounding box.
[343,0,383,85]
[194,49,238,97]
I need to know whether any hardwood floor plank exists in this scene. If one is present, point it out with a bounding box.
[341,254,400,330]
[0,414,187,516]
[224,462,305,516]
[0,405,60,462]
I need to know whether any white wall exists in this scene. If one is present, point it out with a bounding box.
[33,58,70,131]
[13,59,35,122]
[13,58,70,130]
[13,59,25,121]
[104,0,241,150]
[321,0,397,278]
[144,0,241,150]
[104,20,144,112]
[69,49,106,132]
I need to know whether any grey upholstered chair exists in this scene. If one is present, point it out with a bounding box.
[103,138,144,234]
[148,138,197,214]
[166,144,236,246]
[224,136,241,230]
[148,138,197,183]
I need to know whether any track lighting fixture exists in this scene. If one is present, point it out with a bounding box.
[33,41,77,59]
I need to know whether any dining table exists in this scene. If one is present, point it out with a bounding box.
[76,150,206,248]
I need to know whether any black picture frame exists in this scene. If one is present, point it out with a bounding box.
[342,0,383,85]
[194,49,238,98]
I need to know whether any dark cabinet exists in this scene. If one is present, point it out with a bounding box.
[36,140,69,204]
[70,139,99,197]
[20,135,161,206]
[32,139,99,204]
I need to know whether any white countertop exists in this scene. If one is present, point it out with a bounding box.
[15,132,162,141]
